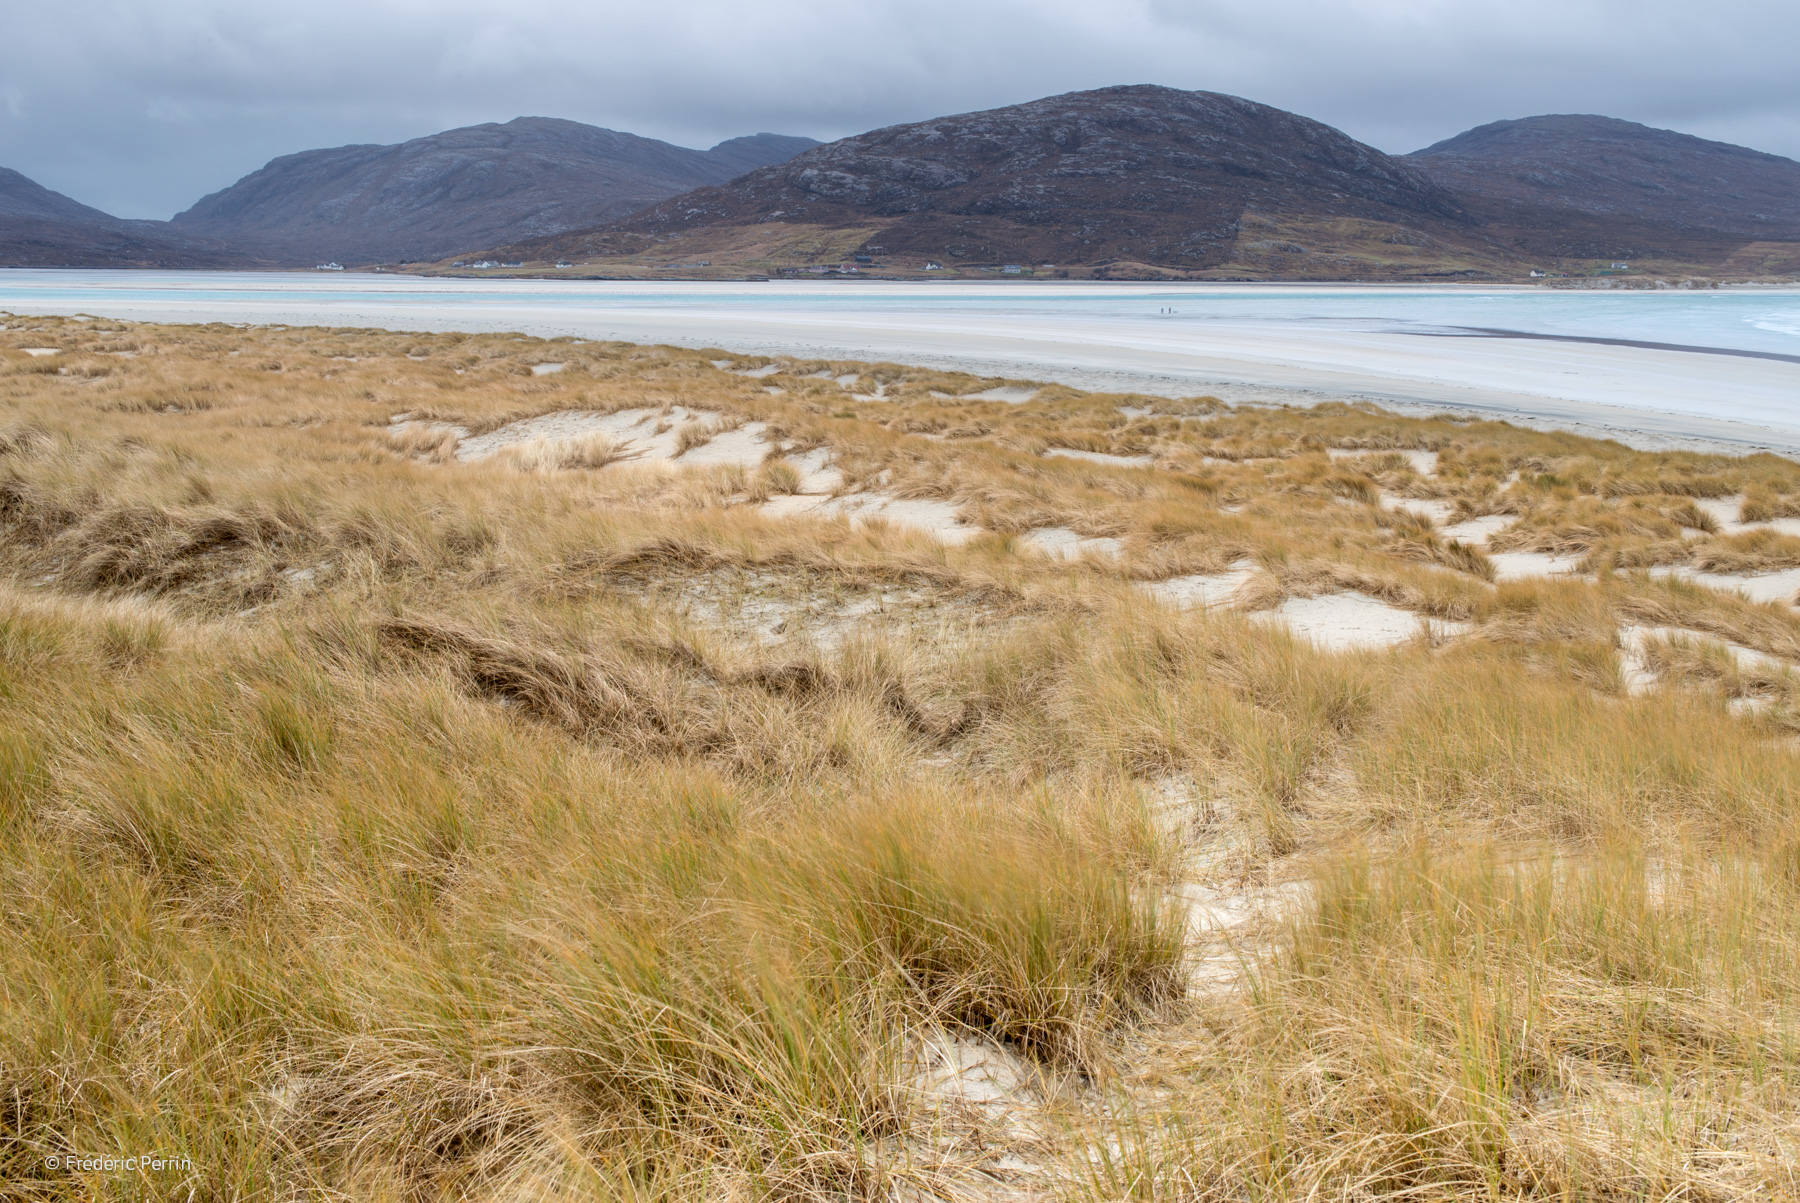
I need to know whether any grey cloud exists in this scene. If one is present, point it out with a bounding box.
[4,0,1797,219]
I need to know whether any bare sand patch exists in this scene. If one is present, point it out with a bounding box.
[1138,562,1260,610]
[1176,877,1316,994]
[529,362,565,376]
[1044,448,1155,468]
[757,493,829,519]
[1618,623,1793,695]
[905,1032,1040,1131]
[785,447,844,494]
[819,494,984,544]
[1379,494,1457,523]
[1253,591,1470,652]
[1648,564,1800,606]
[456,407,725,464]
[967,386,1038,403]
[677,421,770,468]
[19,348,60,357]
[934,386,1038,403]
[1695,496,1800,537]
[732,363,781,378]
[1489,550,1586,581]
[752,449,842,519]
[1441,513,1519,545]
[1172,877,1315,940]
[1018,528,1124,560]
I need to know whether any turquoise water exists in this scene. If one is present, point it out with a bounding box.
[3,271,1798,358]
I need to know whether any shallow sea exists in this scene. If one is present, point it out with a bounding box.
[6,273,1800,446]
[3,271,1798,357]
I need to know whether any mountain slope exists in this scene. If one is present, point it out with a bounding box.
[0,167,125,224]
[0,167,254,268]
[701,134,824,180]
[169,118,819,264]
[489,85,1488,275]
[1406,115,1800,257]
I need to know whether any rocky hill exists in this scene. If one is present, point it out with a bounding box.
[0,167,251,268]
[1409,115,1800,235]
[1406,115,1800,259]
[492,85,1493,276]
[0,167,125,226]
[168,119,819,265]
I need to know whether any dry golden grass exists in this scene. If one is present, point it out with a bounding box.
[7,314,1800,1199]
[492,429,628,473]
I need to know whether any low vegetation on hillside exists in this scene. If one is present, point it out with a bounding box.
[6,315,1800,1200]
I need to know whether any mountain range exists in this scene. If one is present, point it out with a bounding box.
[0,121,819,269]
[3,87,1798,280]
[167,119,818,265]
[0,167,243,268]
[494,87,1800,280]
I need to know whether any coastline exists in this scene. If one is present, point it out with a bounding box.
[5,272,1798,456]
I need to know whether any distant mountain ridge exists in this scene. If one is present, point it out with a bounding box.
[1406,115,1800,240]
[0,167,122,225]
[0,167,251,268]
[167,119,820,264]
[6,96,1799,278]
[513,85,1477,273]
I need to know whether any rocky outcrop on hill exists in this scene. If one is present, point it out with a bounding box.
[168,119,819,265]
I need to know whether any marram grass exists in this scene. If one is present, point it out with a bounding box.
[4,315,1800,1199]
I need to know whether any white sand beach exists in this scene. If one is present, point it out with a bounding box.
[5,273,1798,453]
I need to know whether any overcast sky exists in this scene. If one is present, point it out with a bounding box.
[6,0,1798,220]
